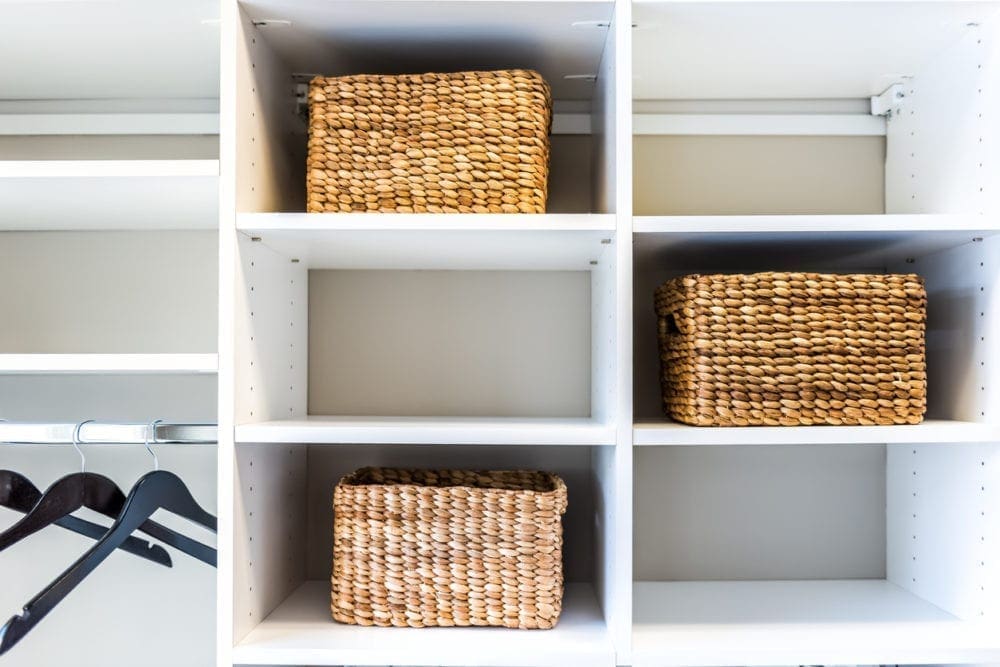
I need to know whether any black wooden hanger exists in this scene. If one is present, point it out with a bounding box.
[0,422,215,567]
[0,469,170,567]
[0,470,217,654]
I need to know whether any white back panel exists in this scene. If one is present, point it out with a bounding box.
[634,445,887,581]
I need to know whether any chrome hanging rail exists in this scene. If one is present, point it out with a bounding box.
[0,421,217,445]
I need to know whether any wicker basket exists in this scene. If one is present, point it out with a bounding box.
[331,467,567,629]
[307,70,552,213]
[655,272,927,427]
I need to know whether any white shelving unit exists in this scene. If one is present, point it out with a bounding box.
[4,1,1000,667]
[629,3,1000,667]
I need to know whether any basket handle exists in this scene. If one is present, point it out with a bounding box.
[662,311,682,336]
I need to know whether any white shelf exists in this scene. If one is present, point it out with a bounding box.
[634,213,1000,235]
[634,419,998,446]
[0,354,218,375]
[0,160,219,230]
[232,581,613,667]
[236,416,613,446]
[633,580,1000,667]
[237,213,615,270]
[632,214,997,271]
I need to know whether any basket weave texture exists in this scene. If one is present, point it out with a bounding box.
[331,467,568,629]
[307,70,552,213]
[655,272,928,427]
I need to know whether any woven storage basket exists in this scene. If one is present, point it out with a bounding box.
[655,272,927,427]
[307,70,552,213]
[331,467,567,629]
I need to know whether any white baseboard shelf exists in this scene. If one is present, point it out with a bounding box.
[232,581,614,667]
[633,580,1000,667]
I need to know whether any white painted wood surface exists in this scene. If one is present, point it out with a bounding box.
[0,354,218,375]
[3,1,1000,666]
[0,160,219,230]
[232,581,614,667]
[633,580,1000,667]
[236,416,614,445]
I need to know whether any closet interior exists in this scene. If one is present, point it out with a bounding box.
[0,1,221,666]
[2,1,1000,666]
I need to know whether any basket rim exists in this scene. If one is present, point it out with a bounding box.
[336,466,566,495]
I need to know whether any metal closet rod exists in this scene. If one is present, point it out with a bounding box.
[0,421,218,445]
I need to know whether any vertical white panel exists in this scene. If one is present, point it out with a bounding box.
[235,235,308,424]
[592,247,617,425]
[885,19,999,215]
[888,442,1000,621]
[235,6,304,214]
[608,0,634,663]
[219,0,239,662]
[233,443,308,642]
[896,237,999,424]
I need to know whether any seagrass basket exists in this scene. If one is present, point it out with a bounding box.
[655,272,928,427]
[307,70,552,213]
[331,467,567,629]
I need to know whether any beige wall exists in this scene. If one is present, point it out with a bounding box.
[633,133,888,581]
[308,270,592,418]
[633,135,886,215]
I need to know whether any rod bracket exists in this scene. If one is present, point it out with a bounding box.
[871,83,905,119]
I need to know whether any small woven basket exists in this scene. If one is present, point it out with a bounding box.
[307,70,552,213]
[331,467,567,629]
[655,272,928,426]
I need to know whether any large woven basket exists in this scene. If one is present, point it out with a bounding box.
[331,467,567,629]
[307,70,552,213]
[655,272,927,426]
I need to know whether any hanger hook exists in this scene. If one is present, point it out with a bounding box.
[145,419,162,472]
[72,420,94,473]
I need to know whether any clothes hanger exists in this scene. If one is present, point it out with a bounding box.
[0,425,217,655]
[0,469,170,566]
[0,420,214,567]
